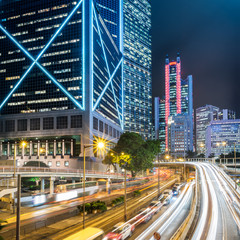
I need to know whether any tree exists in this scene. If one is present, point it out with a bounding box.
[208,153,215,158]
[103,132,161,177]
[186,150,196,158]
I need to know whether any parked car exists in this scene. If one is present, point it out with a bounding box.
[160,195,170,206]
[135,208,153,224]
[148,200,162,214]
[103,222,135,240]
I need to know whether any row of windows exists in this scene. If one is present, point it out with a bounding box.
[0,115,82,132]
[93,117,120,138]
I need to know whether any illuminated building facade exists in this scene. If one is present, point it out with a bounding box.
[165,54,181,150]
[123,0,152,139]
[168,113,193,157]
[0,0,123,169]
[206,119,240,157]
[196,105,236,155]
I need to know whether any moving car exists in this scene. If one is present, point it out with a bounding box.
[148,200,162,214]
[162,189,173,198]
[103,222,135,240]
[63,227,104,240]
[135,208,153,224]
[160,195,170,206]
[172,186,179,196]
[174,183,182,190]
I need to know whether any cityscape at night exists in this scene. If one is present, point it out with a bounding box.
[0,0,240,240]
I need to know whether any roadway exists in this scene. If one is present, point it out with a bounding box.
[192,163,240,240]
[0,177,177,239]
[133,182,194,240]
[22,178,177,240]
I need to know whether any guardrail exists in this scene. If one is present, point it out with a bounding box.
[0,166,124,178]
[170,167,200,240]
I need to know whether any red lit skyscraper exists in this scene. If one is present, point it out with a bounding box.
[165,54,181,151]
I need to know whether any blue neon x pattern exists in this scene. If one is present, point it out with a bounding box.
[92,4,124,129]
[0,0,84,111]
[0,0,123,129]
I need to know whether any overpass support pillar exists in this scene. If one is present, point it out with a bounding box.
[49,177,55,195]
[41,178,45,193]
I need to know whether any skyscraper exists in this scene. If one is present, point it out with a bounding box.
[160,54,193,153]
[123,0,152,139]
[196,105,236,155]
[0,0,123,169]
[165,54,181,150]
[206,119,240,157]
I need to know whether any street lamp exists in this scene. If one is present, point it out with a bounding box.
[82,139,105,229]
[13,141,26,240]
[165,154,170,161]
[233,141,240,190]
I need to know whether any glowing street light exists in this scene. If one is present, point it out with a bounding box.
[82,140,106,229]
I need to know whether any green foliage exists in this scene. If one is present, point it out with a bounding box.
[78,201,107,213]
[133,190,141,197]
[111,196,124,205]
[103,132,161,177]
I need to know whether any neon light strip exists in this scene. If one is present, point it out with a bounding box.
[176,61,181,114]
[93,58,123,112]
[0,0,84,110]
[165,63,170,151]
[82,0,86,110]
[93,6,123,128]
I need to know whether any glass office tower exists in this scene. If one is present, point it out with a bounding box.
[123,0,152,139]
[0,0,123,169]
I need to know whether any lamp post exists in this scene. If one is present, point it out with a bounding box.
[157,154,160,198]
[234,142,237,190]
[222,141,226,164]
[13,141,26,240]
[82,140,105,229]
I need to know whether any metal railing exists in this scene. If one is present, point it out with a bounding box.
[0,166,124,177]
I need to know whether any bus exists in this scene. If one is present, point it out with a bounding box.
[63,227,104,240]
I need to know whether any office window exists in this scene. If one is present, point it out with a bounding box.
[93,117,98,130]
[43,117,54,130]
[99,121,103,132]
[109,126,112,137]
[71,115,82,128]
[105,123,108,135]
[5,120,15,132]
[113,128,116,138]
[57,116,68,129]
[30,118,40,130]
[0,121,3,133]
[17,119,27,131]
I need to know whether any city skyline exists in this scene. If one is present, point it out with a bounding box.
[152,0,240,116]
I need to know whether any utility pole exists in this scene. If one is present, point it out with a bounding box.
[16,174,21,240]
[124,168,127,222]
[158,154,160,198]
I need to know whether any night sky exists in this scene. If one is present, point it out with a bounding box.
[152,0,240,116]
